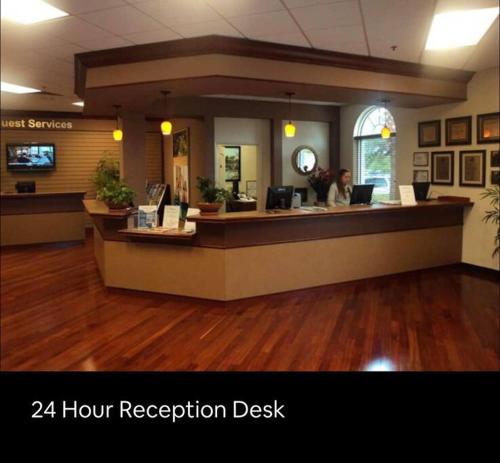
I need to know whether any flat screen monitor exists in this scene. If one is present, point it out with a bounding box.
[350,184,374,205]
[266,185,294,210]
[412,182,430,201]
[7,144,56,171]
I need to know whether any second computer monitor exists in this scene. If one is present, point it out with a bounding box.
[350,184,374,205]
[266,186,294,210]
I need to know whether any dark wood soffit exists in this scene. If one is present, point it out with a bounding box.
[74,35,474,98]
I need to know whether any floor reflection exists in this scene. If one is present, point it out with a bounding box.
[363,358,397,372]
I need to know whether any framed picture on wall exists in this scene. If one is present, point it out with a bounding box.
[418,120,441,147]
[445,116,471,145]
[477,112,499,144]
[490,150,499,168]
[459,150,486,187]
[246,180,257,198]
[431,151,454,185]
[172,128,190,203]
[413,170,429,182]
[491,170,500,185]
[224,146,241,182]
[413,151,429,166]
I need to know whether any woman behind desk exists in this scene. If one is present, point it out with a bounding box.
[327,169,352,207]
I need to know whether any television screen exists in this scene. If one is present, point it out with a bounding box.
[6,144,56,171]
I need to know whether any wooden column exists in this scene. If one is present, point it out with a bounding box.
[203,114,215,180]
[120,111,146,204]
[271,117,282,185]
[330,106,341,173]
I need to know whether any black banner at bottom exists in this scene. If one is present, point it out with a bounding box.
[1,372,498,431]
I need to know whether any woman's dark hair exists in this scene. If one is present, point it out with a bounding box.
[336,169,351,199]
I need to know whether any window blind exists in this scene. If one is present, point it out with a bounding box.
[354,135,396,201]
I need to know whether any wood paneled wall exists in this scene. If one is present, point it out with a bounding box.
[1,127,163,225]
[145,132,162,184]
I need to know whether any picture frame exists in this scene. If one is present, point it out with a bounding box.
[246,180,257,198]
[459,150,486,187]
[477,112,499,144]
[224,146,241,182]
[491,150,499,168]
[445,116,471,145]
[491,170,500,186]
[413,151,429,166]
[431,151,454,185]
[418,120,441,147]
[413,170,429,182]
[172,128,190,203]
[173,128,189,157]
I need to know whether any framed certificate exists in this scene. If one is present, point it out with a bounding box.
[413,152,429,166]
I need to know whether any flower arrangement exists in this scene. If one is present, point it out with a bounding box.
[308,167,335,202]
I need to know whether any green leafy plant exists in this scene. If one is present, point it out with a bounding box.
[92,153,120,198]
[481,185,500,258]
[99,181,136,208]
[196,176,231,203]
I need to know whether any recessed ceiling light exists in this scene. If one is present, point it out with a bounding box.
[425,7,499,50]
[72,101,85,107]
[1,0,68,25]
[1,81,41,94]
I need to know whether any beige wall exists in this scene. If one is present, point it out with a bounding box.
[282,120,330,205]
[214,117,271,211]
[163,118,204,205]
[340,67,500,270]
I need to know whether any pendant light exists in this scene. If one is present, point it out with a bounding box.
[160,90,173,136]
[284,92,296,138]
[112,104,123,141]
[380,98,391,139]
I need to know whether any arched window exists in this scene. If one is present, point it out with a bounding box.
[353,106,396,201]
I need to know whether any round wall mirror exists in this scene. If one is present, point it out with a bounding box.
[292,145,318,175]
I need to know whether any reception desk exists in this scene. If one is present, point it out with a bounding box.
[85,198,472,301]
[1,191,86,246]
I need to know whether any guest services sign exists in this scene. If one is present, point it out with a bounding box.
[1,118,73,130]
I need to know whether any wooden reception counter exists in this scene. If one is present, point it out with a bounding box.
[1,191,86,246]
[85,198,472,301]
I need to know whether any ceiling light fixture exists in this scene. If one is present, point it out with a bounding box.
[380,98,391,139]
[160,91,173,136]
[1,0,68,25]
[425,7,499,50]
[72,101,84,107]
[284,92,296,138]
[1,81,41,94]
[113,105,123,142]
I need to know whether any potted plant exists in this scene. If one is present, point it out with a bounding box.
[308,166,335,205]
[92,154,120,197]
[99,180,136,210]
[92,155,136,209]
[196,176,231,215]
[481,185,499,258]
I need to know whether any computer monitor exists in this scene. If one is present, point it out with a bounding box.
[350,184,374,205]
[266,186,294,210]
[412,182,430,201]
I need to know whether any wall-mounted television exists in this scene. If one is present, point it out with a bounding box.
[6,144,56,171]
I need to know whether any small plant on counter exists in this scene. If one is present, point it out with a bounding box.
[92,153,120,198]
[481,184,500,258]
[196,176,231,215]
[99,180,136,209]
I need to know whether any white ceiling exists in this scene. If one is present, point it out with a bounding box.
[1,0,499,112]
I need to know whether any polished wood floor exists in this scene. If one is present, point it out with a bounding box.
[1,234,498,371]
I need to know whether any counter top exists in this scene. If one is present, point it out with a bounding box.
[83,199,136,219]
[188,198,472,223]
